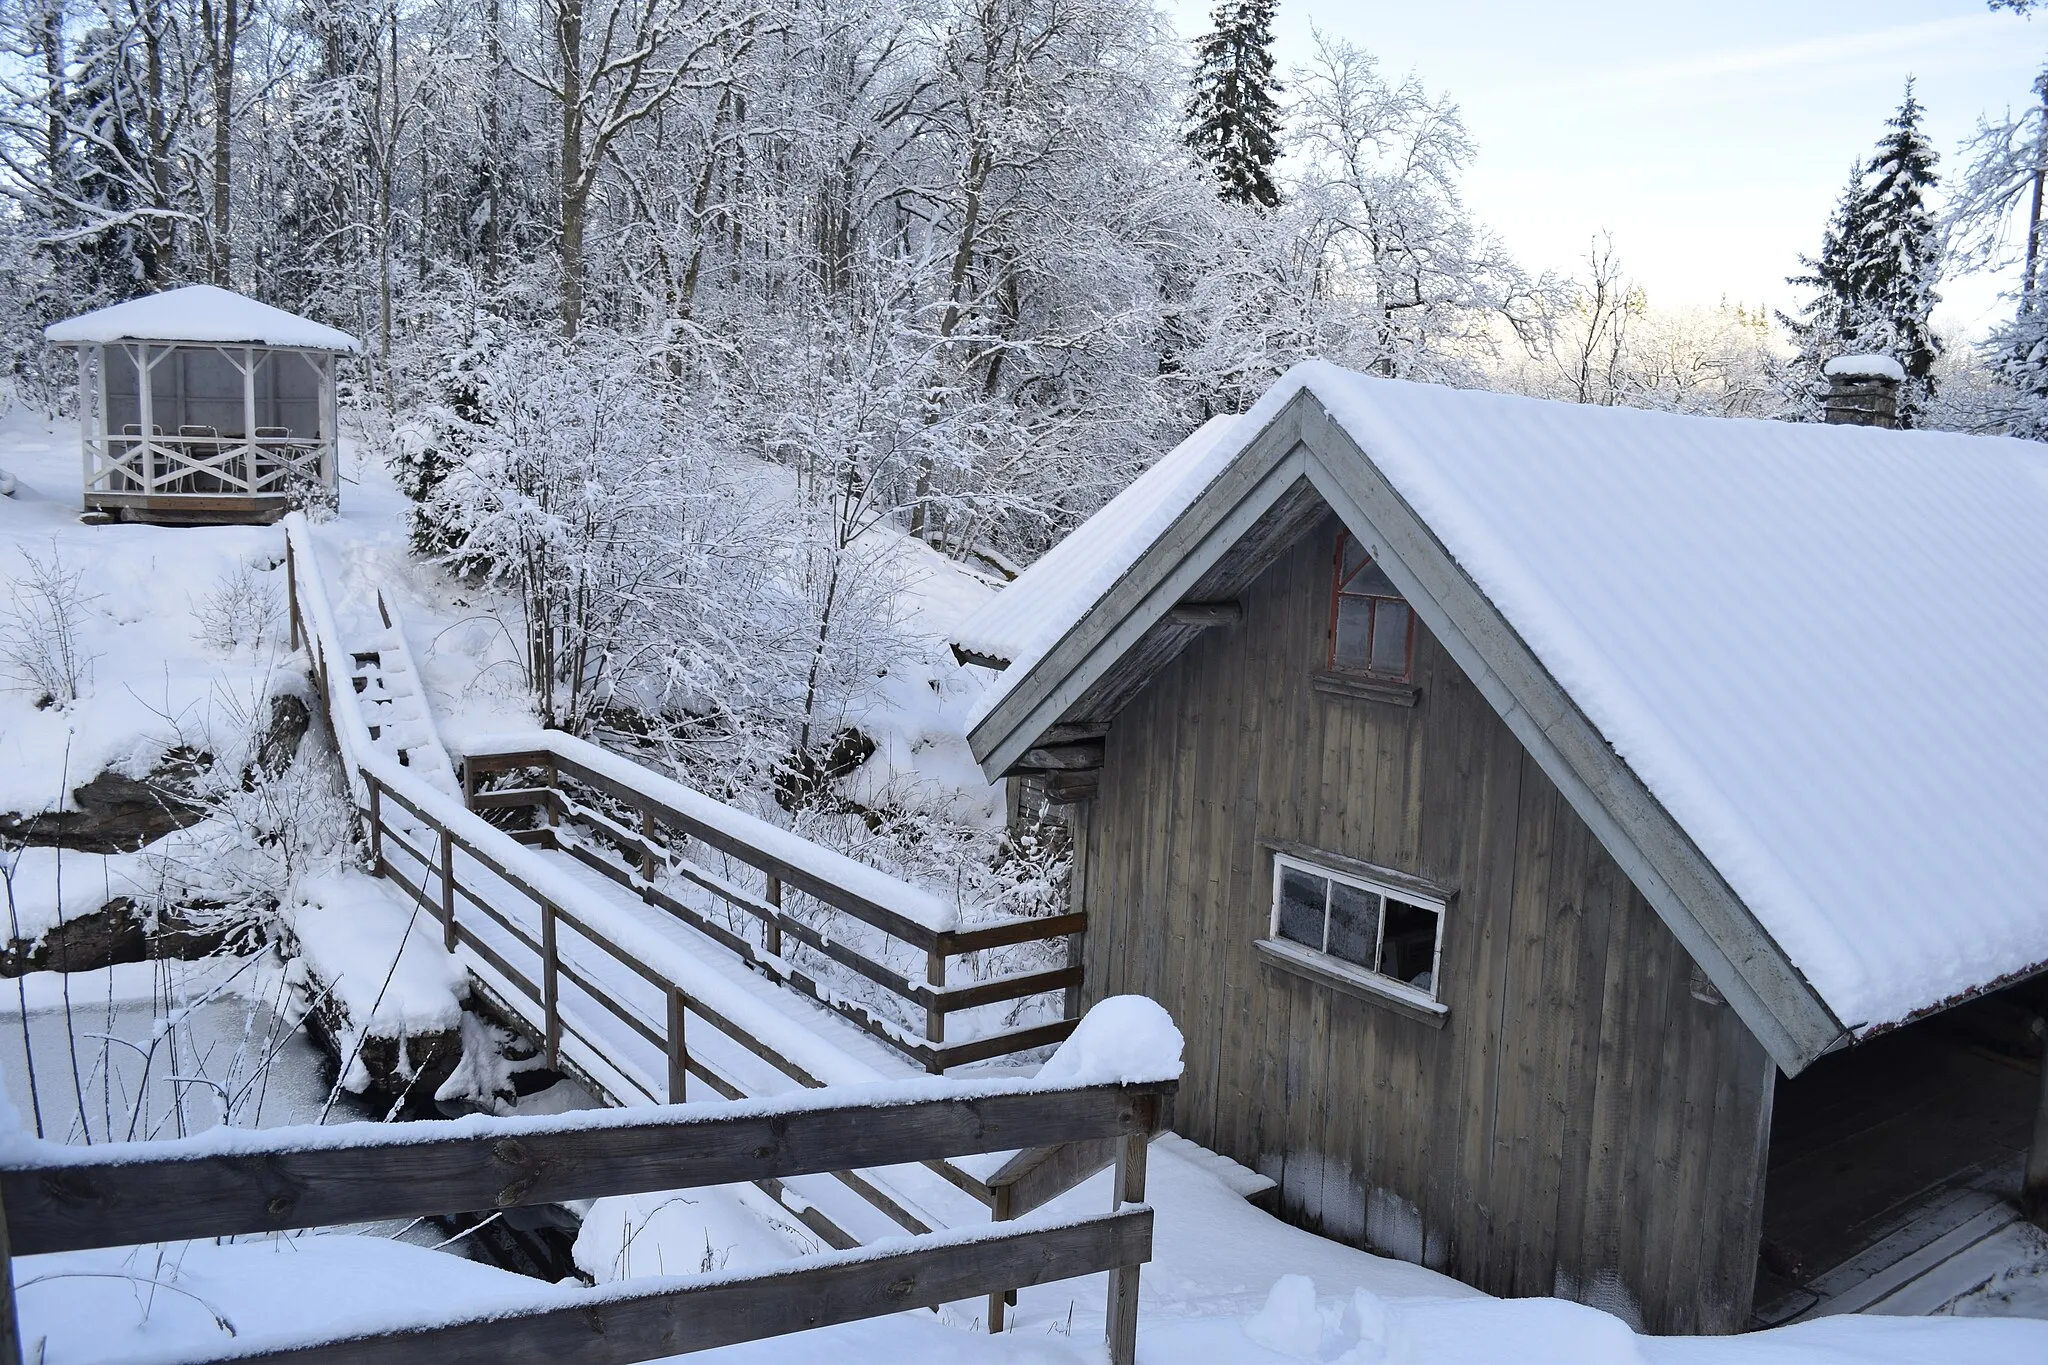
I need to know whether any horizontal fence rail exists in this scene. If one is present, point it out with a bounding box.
[0,1079,1172,1365]
[457,735,1086,1074]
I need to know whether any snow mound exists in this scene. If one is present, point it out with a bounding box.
[1034,994,1182,1086]
[1823,352,1906,382]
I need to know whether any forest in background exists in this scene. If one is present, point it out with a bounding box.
[0,0,2041,817]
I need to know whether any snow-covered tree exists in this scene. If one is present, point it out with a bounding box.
[1851,83,1943,416]
[1950,64,2048,438]
[1779,87,1944,425]
[1185,0,1283,209]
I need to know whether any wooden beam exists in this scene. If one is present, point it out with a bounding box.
[1165,600,1242,627]
[1045,770,1101,805]
[1,1080,1173,1255]
[174,1209,1153,1365]
[1008,740,1106,773]
[986,1137,1122,1219]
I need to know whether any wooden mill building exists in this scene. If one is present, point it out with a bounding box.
[953,361,2048,1332]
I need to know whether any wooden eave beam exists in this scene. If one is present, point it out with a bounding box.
[1007,740,1106,775]
[1165,600,1242,627]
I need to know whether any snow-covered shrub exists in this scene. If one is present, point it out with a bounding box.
[418,335,772,736]
[0,544,97,706]
[191,557,286,658]
[141,679,353,951]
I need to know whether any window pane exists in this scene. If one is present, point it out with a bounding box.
[1378,897,1439,992]
[1370,600,1412,676]
[1334,595,1372,667]
[1326,881,1378,967]
[1340,534,1371,582]
[1347,558,1401,598]
[1276,868,1327,949]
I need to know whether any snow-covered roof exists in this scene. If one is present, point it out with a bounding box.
[44,285,360,353]
[952,414,1241,667]
[1822,353,1905,383]
[957,360,2048,1045]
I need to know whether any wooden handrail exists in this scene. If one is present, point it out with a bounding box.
[457,748,1085,1071]
[0,1079,1171,1365]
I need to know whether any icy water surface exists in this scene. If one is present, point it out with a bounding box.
[0,952,378,1145]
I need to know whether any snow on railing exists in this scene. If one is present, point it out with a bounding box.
[460,731,961,932]
[0,1051,1178,1365]
[283,512,376,804]
[454,730,1088,1072]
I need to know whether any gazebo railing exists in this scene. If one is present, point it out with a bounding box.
[89,428,330,497]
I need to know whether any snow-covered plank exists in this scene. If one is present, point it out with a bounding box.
[0,1075,1172,1255]
[107,1207,1151,1365]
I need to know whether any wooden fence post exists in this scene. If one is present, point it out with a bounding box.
[545,759,560,829]
[986,1183,1015,1334]
[925,944,947,1070]
[541,900,561,1069]
[1104,1128,1150,1365]
[439,827,457,952]
[0,1176,22,1365]
[366,776,384,875]
[667,988,689,1104]
[640,806,658,883]
[763,876,783,959]
[285,538,300,652]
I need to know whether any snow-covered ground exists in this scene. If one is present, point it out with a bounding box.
[5,398,2048,1365]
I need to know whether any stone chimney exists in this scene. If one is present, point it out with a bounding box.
[1822,353,1904,429]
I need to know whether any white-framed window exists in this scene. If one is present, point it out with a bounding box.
[1269,852,1446,1002]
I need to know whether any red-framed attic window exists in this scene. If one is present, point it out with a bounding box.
[1329,532,1414,680]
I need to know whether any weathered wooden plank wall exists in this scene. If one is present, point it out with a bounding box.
[1077,510,1774,1334]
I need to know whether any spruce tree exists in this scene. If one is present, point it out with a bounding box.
[1851,82,1943,420]
[1779,85,1945,425]
[1186,0,1284,209]
[1779,164,1869,412]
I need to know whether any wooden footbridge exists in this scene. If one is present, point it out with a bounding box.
[0,518,1172,1365]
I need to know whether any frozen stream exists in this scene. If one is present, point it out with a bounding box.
[0,951,379,1145]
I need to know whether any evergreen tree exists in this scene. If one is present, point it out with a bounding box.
[1186,0,1284,209]
[1778,85,1945,425]
[1851,82,1943,419]
[1778,164,1868,414]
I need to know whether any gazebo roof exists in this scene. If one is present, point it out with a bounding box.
[45,285,360,354]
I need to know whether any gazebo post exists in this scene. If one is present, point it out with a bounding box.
[136,343,155,495]
[243,346,259,495]
[76,346,92,495]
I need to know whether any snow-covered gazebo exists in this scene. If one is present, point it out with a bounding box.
[45,285,359,525]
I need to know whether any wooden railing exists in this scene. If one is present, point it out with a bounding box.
[284,519,1134,1295]
[457,734,1087,1075]
[0,1075,1172,1365]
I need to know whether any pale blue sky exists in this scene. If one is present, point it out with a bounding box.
[1161,0,2044,336]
